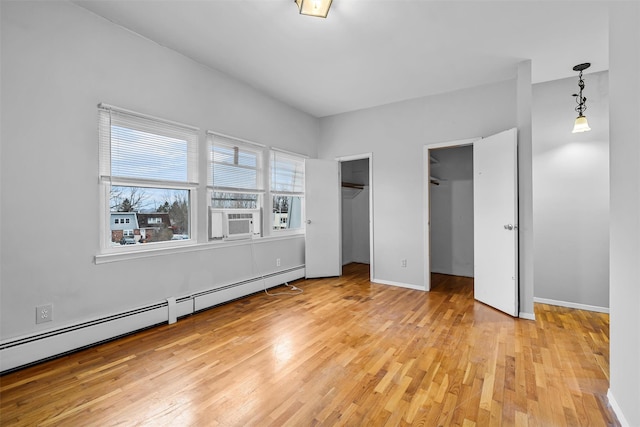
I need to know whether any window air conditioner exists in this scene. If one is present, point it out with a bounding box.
[209,209,261,241]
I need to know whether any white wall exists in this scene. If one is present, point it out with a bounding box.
[608,3,640,426]
[429,146,474,277]
[350,189,370,264]
[0,0,317,367]
[532,72,609,310]
[342,192,354,265]
[319,79,519,291]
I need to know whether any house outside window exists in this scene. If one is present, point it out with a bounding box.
[99,104,198,249]
[110,212,139,244]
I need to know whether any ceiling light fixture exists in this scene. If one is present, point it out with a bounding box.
[571,62,591,133]
[295,0,332,18]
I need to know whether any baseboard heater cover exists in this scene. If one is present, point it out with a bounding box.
[192,267,303,312]
[0,266,304,374]
[0,305,167,375]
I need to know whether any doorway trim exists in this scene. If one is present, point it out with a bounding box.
[336,153,374,281]
[423,139,479,291]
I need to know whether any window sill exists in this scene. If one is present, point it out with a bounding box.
[94,233,304,265]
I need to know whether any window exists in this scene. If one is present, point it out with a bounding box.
[270,150,305,231]
[99,104,198,248]
[208,132,264,240]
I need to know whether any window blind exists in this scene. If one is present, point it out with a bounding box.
[98,105,199,185]
[208,132,264,192]
[271,150,305,195]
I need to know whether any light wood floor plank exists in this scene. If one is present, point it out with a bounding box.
[0,264,619,426]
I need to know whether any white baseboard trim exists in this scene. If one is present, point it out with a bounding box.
[607,389,631,427]
[0,266,304,374]
[518,311,536,320]
[372,278,426,291]
[534,297,609,314]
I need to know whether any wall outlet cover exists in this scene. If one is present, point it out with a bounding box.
[36,304,53,324]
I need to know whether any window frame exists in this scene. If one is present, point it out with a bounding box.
[98,104,199,254]
[96,105,310,262]
[207,131,267,241]
[269,148,306,235]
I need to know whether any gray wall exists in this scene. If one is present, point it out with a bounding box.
[532,72,610,310]
[429,146,474,277]
[608,3,640,425]
[516,61,535,320]
[319,79,522,292]
[1,1,317,342]
[341,189,370,265]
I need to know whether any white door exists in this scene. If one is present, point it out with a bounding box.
[473,128,518,316]
[305,159,342,278]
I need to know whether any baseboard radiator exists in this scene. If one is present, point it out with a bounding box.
[0,266,305,374]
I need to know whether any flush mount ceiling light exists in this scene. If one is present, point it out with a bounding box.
[571,62,591,133]
[295,0,333,18]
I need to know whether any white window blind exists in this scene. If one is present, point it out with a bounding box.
[208,132,264,192]
[99,105,199,185]
[98,104,199,249]
[271,150,305,195]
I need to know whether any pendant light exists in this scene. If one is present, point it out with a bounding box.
[295,0,333,18]
[571,63,591,133]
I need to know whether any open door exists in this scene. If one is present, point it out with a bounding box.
[305,159,341,278]
[473,128,519,316]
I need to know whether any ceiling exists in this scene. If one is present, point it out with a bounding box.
[72,0,610,118]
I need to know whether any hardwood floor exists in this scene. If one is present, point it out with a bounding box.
[0,263,618,426]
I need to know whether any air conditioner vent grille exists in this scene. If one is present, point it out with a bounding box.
[228,219,251,235]
[228,213,253,219]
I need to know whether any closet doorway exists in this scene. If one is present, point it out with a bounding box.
[340,155,372,279]
[428,145,475,282]
[425,129,519,317]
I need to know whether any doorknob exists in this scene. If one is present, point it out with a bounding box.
[306,219,312,224]
[504,224,514,230]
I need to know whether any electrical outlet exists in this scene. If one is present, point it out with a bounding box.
[401,259,407,268]
[36,304,53,324]
[276,258,281,267]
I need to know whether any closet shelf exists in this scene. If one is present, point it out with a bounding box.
[430,175,447,186]
[342,182,365,189]
[342,182,366,199]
